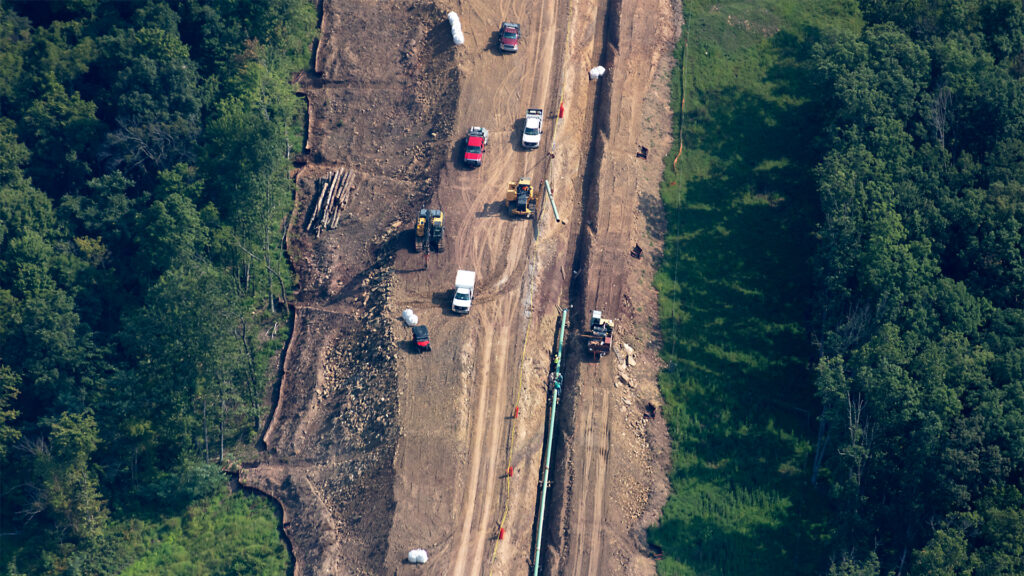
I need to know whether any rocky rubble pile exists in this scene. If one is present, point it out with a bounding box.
[321,260,400,453]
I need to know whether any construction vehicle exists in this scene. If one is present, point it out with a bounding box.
[506,178,537,218]
[412,325,431,352]
[413,208,445,253]
[452,269,476,314]
[584,310,613,359]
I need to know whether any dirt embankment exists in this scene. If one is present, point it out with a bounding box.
[239,1,460,574]
[538,0,623,569]
[535,0,621,568]
[536,0,681,573]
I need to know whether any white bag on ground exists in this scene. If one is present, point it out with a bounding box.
[448,12,464,46]
[589,65,606,80]
[408,549,428,564]
[402,309,418,326]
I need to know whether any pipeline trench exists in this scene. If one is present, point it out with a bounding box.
[245,0,677,572]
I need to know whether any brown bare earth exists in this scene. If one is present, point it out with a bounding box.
[240,0,680,574]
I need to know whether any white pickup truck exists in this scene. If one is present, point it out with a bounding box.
[521,108,543,149]
[452,270,476,314]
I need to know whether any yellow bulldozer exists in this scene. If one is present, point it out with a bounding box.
[505,178,537,218]
[413,208,444,253]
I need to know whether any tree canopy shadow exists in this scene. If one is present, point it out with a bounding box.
[650,17,841,576]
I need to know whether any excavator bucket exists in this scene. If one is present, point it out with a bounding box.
[505,182,518,204]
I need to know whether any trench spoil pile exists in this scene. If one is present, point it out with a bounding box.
[239,0,460,573]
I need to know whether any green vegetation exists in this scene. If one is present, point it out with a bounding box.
[654,0,1024,574]
[9,480,288,576]
[0,1,315,574]
[650,3,861,573]
[121,489,288,576]
[812,3,1024,573]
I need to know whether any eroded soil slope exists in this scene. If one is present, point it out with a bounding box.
[240,2,457,574]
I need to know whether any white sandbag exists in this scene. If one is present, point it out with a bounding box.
[589,66,606,80]
[408,549,428,564]
[402,309,418,326]
[448,12,464,46]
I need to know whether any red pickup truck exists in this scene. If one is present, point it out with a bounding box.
[463,126,488,167]
[500,22,520,53]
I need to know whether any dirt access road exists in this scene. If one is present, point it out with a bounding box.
[383,0,569,574]
[241,0,678,574]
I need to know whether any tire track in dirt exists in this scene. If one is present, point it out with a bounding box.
[568,387,610,576]
[469,299,516,571]
[533,0,679,573]
[456,0,567,571]
[387,0,573,569]
[585,389,611,576]
[385,0,568,572]
[531,1,614,572]
[451,322,495,576]
[241,1,463,574]
[384,0,676,574]
[568,391,597,576]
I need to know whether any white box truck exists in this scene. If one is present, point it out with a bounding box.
[452,270,476,314]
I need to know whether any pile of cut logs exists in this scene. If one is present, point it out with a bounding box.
[306,167,356,236]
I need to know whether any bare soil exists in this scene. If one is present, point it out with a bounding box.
[241,0,681,574]
[240,2,458,574]
[530,0,680,574]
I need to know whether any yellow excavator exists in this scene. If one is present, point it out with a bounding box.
[413,209,444,253]
[505,178,537,218]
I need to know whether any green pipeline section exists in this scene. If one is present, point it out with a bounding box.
[545,180,560,223]
[532,307,569,575]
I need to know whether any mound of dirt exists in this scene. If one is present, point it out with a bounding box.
[239,1,459,574]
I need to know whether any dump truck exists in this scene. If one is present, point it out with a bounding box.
[506,178,537,218]
[584,310,613,359]
[522,108,543,148]
[452,269,476,314]
[413,208,444,253]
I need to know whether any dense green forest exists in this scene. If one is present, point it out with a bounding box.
[653,0,1024,575]
[0,1,314,573]
[814,1,1024,573]
[650,1,860,573]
